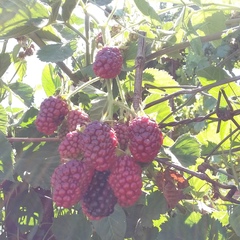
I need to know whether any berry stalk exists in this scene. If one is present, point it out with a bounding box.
[7,137,60,142]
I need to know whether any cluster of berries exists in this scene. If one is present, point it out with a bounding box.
[35,96,163,220]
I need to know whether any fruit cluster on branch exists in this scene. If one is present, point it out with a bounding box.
[35,95,164,220]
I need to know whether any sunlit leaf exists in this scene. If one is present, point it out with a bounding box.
[42,64,61,96]
[92,205,127,240]
[143,68,180,94]
[35,26,62,42]
[14,60,27,81]
[0,105,7,135]
[144,93,175,123]
[134,0,161,23]
[170,134,201,167]
[0,0,49,39]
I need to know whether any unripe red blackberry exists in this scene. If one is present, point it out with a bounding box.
[108,155,142,207]
[93,47,123,79]
[82,121,118,171]
[58,131,83,161]
[113,122,129,151]
[67,109,90,132]
[35,96,69,135]
[129,116,163,163]
[51,160,94,208]
[81,171,117,220]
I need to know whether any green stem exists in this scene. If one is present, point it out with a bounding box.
[85,14,91,66]
[67,77,100,99]
[64,22,88,43]
[106,79,114,120]
[113,100,136,116]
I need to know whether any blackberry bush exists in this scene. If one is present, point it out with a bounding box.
[129,116,163,163]
[108,155,142,207]
[81,171,117,220]
[51,160,94,208]
[93,47,123,79]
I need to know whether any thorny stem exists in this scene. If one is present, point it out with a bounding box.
[145,75,240,110]
[133,31,146,112]
[204,127,239,162]
[145,26,240,62]
[156,157,240,204]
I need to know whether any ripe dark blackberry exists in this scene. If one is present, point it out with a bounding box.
[129,116,163,163]
[113,122,129,151]
[82,171,117,220]
[35,96,69,135]
[82,121,118,171]
[108,155,142,207]
[58,131,83,161]
[67,109,90,132]
[51,160,94,208]
[93,47,123,79]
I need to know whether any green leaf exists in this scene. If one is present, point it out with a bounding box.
[0,131,14,181]
[14,60,27,81]
[52,214,92,240]
[156,214,226,240]
[92,205,127,240]
[0,53,11,77]
[0,0,49,39]
[42,64,61,96]
[197,66,229,82]
[14,141,60,189]
[37,41,77,63]
[144,94,175,124]
[35,26,62,42]
[143,68,180,94]
[124,204,144,238]
[48,0,62,24]
[89,96,108,120]
[170,133,201,167]
[62,0,79,22]
[92,0,113,6]
[229,205,240,237]
[191,11,226,47]
[9,82,34,107]
[8,189,43,233]
[0,105,7,135]
[141,191,168,228]
[134,0,160,23]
